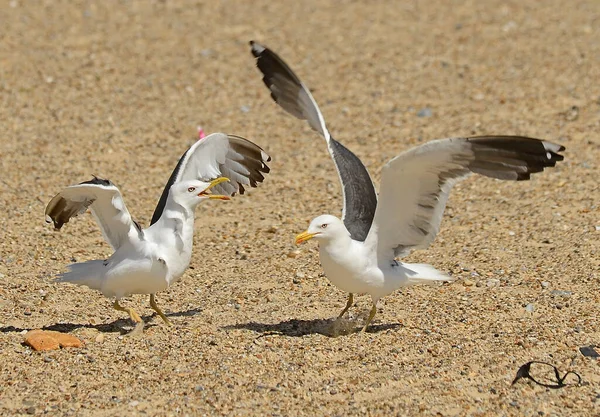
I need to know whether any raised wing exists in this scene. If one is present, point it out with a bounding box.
[250,40,377,241]
[364,136,565,261]
[45,177,142,251]
[150,133,271,224]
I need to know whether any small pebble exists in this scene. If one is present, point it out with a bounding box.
[417,107,432,117]
[95,334,105,344]
[579,346,600,358]
[541,281,550,289]
[502,21,517,32]
[525,303,535,312]
[551,290,572,297]
[463,279,474,286]
[486,279,500,288]
[563,105,579,121]
[240,105,250,113]
[295,272,305,279]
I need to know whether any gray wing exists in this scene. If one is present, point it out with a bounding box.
[250,40,377,241]
[150,133,271,224]
[45,177,142,251]
[364,136,565,261]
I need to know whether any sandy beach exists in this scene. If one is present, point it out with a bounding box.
[0,0,599,415]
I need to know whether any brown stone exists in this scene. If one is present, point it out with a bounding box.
[23,330,84,351]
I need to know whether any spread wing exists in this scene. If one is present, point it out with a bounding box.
[250,40,377,241]
[45,177,142,251]
[364,136,565,262]
[150,132,271,224]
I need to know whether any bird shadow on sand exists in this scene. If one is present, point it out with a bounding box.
[0,314,169,336]
[165,308,202,318]
[0,319,153,336]
[223,318,401,338]
[0,308,203,336]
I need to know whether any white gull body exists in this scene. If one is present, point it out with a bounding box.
[80,181,208,299]
[252,41,565,331]
[45,133,271,331]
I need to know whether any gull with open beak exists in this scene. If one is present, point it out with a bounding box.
[45,133,271,334]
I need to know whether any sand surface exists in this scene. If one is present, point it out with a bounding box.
[1,0,599,415]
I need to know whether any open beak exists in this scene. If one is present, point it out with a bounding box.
[199,177,231,200]
[295,230,319,244]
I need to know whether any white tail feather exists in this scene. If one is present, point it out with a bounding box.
[56,260,106,291]
[403,263,453,284]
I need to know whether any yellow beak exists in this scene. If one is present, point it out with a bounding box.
[203,177,231,200]
[295,230,318,244]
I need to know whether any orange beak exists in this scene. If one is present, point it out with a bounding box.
[199,177,231,200]
[295,231,319,244]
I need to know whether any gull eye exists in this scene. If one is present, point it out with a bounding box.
[187,187,196,192]
[321,224,328,229]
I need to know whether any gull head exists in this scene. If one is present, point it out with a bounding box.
[171,177,230,207]
[295,214,348,244]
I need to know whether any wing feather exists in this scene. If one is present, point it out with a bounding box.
[45,177,141,250]
[364,136,565,261]
[150,133,271,224]
[250,40,377,241]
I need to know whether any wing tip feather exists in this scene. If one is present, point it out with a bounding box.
[249,40,265,56]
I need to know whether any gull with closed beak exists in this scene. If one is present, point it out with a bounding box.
[251,41,565,332]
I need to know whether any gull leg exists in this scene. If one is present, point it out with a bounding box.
[337,293,354,319]
[113,300,145,335]
[150,293,172,325]
[361,303,377,333]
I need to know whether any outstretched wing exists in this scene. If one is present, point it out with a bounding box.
[364,136,565,262]
[250,40,377,241]
[150,133,271,224]
[45,177,142,251]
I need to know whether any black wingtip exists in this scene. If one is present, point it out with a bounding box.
[249,40,264,58]
[80,176,112,187]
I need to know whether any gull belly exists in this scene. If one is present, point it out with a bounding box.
[318,240,384,296]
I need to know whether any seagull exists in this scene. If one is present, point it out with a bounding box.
[250,41,565,332]
[45,133,271,333]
